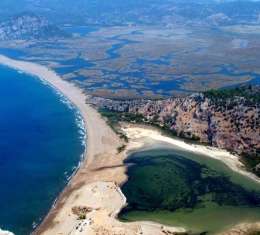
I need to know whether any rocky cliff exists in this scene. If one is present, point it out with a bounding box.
[92,86,260,175]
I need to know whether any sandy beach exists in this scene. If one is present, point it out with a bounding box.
[0,55,185,235]
[0,54,259,235]
[121,125,260,184]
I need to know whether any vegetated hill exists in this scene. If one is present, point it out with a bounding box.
[92,85,260,176]
[0,12,69,41]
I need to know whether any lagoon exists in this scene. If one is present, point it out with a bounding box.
[120,147,260,234]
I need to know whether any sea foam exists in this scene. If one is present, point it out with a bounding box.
[40,77,87,147]
[0,228,15,235]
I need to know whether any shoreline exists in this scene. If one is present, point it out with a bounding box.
[121,124,260,185]
[0,55,124,233]
[0,55,185,235]
[0,54,259,235]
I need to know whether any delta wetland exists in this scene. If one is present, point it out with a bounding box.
[0,24,260,99]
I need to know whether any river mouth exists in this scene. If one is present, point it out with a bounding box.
[119,147,260,234]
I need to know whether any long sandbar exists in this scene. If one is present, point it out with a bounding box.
[0,55,185,235]
[0,55,259,235]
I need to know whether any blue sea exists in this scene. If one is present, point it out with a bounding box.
[0,65,85,235]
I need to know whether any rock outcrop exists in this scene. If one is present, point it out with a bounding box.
[91,86,260,175]
[0,12,69,41]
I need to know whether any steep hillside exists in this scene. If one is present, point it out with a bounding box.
[92,86,260,176]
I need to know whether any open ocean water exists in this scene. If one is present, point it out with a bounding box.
[0,65,85,235]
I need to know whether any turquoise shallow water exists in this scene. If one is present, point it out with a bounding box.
[0,65,85,235]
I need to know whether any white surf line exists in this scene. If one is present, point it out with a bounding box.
[0,228,15,235]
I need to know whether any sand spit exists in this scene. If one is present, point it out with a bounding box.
[122,125,260,185]
[0,55,259,235]
[39,181,185,235]
[0,55,185,235]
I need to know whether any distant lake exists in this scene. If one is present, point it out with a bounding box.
[0,66,85,234]
[62,25,99,36]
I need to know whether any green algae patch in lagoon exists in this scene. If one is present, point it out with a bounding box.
[119,148,260,234]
